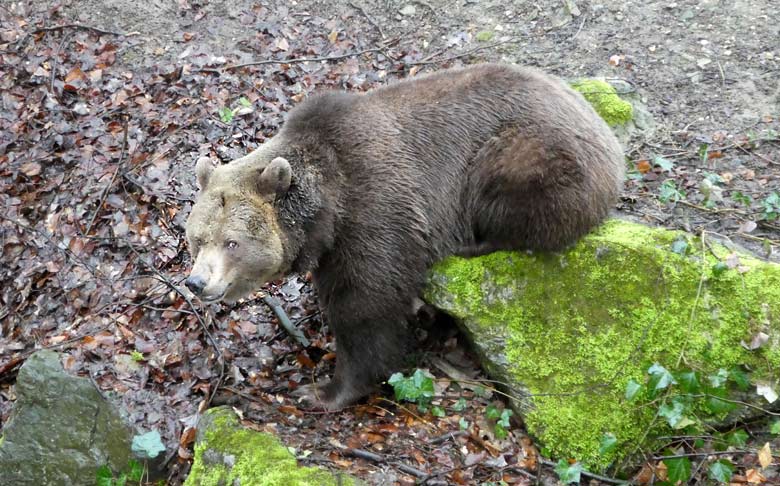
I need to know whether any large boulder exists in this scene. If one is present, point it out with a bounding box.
[0,350,135,485]
[425,219,780,468]
[185,406,362,486]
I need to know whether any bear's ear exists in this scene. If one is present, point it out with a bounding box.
[196,157,215,190]
[255,157,292,201]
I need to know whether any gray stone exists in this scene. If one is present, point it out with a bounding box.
[0,350,134,485]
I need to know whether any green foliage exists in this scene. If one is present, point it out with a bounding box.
[387,369,435,412]
[554,459,583,484]
[725,429,749,448]
[731,191,752,207]
[130,350,144,362]
[708,459,734,483]
[486,404,513,439]
[663,456,691,483]
[598,433,618,456]
[570,79,633,126]
[770,420,780,435]
[624,379,642,401]
[653,156,674,172]
[459,417,470,430]
[659,396,695,429]
[218,106,234,123]
[698,143,709,164]
[453,397,467,412]
[96,460,144,486]
[659,179,685,203]
[431,406,446,418]
[761,192,780,221]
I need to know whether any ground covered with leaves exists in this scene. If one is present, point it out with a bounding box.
[1,1,779,485]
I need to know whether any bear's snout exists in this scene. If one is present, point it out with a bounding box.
[185,275,207,295]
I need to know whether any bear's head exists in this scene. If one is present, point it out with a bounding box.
[184,156,292,303]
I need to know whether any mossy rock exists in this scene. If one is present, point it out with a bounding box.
[571,78,655,145]
[185,407,362,486]
[425,219,780,469]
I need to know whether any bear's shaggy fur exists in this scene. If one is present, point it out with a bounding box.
[185,63,625,410]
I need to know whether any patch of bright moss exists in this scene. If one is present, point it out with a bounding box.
[426,219,780,468]
[571,79,633,126]
[185,407,354,486]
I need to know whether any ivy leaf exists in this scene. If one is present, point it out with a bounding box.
[486,404,502,420]
[494,423,508,440]
[670,239,689,255]
[659,398,695,429]
[648,363,676,391]
[599,433,618,456]
[218,106,234,123]
[708,459,734,483]
[663,457,691,483]
[498,409,513,428]
[459,417,470,430]
[726,429,749,447]
[705,395,738,415]
[554,459,583,484]
[653,156,675,172]
[625,379,642,401]
[711,261,729,276]
[131,430,166,459]
[431,406,446,418]
[729,367,750,391]
[677,371,701,393]
[708,368,729,388]
[770,420,780,435]
[388,370,434,405]
[453,397,467,412]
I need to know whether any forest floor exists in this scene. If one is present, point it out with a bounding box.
[1,0,778,484]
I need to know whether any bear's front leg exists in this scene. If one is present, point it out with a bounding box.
[293,289,412,411]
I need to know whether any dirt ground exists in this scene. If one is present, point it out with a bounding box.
[1,0,779,484]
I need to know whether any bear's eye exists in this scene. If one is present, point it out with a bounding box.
[226,240,239,250]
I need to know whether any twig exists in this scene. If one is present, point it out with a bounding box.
[349,2,386,39]
[203,48,383,73]
[654,450,745,461]
[85,116,129,235]
[262,295,310,347]
[408,38,516,66]
[33,23,128,37]
[539,459,632,485]
[428,430,468,445]
[49,32,73,95]
[344,448,428,478]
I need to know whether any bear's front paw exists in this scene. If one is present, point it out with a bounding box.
[291,381,364,412]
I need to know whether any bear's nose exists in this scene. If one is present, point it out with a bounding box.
[185,275,206,295]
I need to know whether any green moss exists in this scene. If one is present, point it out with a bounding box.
[185,408,353,486]
[426,220,780,468]
[571,79,634,126]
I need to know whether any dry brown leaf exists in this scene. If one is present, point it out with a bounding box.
[65,66,87,83]
[745,468,766,483]
[20,162,42,176]
[328,30,338,43]
[758,441,772,468]
[179,426,197,447]
[636,159,652,174]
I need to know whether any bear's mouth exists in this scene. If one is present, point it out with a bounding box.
[200,290,226,303]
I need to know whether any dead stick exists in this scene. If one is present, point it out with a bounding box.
[33,23,128,37]
[262,295,310,347]
[204,48,382,73]
[344,449,428,478]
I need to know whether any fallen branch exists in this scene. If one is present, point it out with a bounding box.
[85,115,129,235]
[200,48,383,74]
[344,448,428,478]
[262,295,310,347]
[33,23,129,37]
[428,430,468,445]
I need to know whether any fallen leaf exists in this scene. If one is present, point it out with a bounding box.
[739,221,758,234]
[328,30,338,43]
[636,159,652,174]
[179,426,197,447]
[756,383,778,403]
[20,162,42,176]
[758,442,772,469]
[745,468,766,483]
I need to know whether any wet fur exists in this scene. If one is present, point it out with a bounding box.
[189,63,625,409]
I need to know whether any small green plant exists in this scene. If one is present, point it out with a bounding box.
[96,459,144,486]
[761,192,780,220]
[554,459,583,484]
[771,420,780,435]
[659,179,685,203]
[218,96,253,123]
[698,142,710,163]
[387,369,435,412]
[731,191,752,207]
[130,350,144,362]
[485,404,513,439]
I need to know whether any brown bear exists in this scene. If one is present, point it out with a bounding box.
[184,63,625,410]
